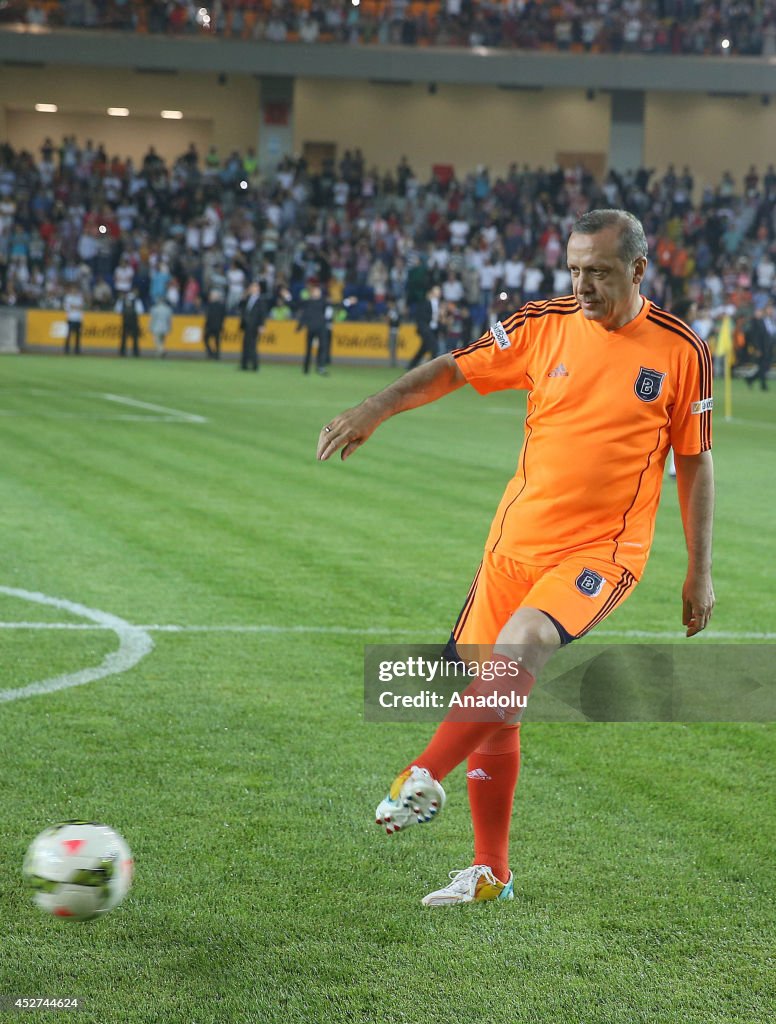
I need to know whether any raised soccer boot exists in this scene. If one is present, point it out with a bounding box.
[374,765,445,835]
[421,865,514,907]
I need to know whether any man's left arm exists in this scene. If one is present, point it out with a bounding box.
[674,450,715,637]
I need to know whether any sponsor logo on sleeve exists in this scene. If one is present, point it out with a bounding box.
[690,397,714,414]
[491,320,511,350]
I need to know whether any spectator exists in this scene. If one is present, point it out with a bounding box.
[386,297,401,367]
[63,284,85,355]
[745,303,775,390]
[296,283,332,375]
[149,296,172,358]
[202,288,227,360]
[182,274,201,313]
[522,265,545,302]
[268,288,293,321]
[226,258,247,312]
[239,281,266,372]
[150,261,171,303]
[441,270,465,304]
[408,284,442,370]
[478,256,503,315]
[116,288,144,357]
[14,0,771,57]
[113,253,135,296]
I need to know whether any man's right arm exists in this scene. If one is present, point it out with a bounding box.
[317,354,467,462]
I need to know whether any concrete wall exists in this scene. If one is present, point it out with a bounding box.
[0,64,260,164]
[294,79,611,177]
[644,92,776,187]
[2,62,776,186]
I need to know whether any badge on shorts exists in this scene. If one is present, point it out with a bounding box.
[575,568,605,597]
[634,367,666,403]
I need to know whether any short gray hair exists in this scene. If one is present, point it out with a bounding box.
[570,209,648,263]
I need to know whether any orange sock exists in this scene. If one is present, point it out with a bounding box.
[466,725,520,884]
[408,654,534,782]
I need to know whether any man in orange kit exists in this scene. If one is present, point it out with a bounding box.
[317,210,715,906]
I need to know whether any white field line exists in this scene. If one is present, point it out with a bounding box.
[1,387,319,411]
[0,620,773,640]
[0,388,207,424]
[197,396,340,407]
[0,622,433,636]
[0,410,195,422]
[0,587,153,705]
[98,393,207,423]
[0,582,771,709]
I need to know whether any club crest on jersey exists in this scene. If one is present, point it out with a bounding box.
[634,367,666,403]
[491,320,511,350]
[575,568,605,597]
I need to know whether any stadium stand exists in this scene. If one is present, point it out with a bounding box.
[0,1,774,375]
[4,0,776,58]
[1,136,774,368]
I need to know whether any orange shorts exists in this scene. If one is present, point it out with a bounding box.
[452,550,637,649]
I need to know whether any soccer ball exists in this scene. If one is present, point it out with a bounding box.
[23,821,133,921]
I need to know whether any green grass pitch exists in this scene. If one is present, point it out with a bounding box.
[0,353,773,1024]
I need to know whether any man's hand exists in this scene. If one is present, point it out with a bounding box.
[317,399,384,462]
[682,571,715,637]
[316,356,467,463]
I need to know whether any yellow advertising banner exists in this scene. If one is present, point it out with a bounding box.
[257,321,307,358]
[25,311,421,363]
[330,323,420,362]
[26,310,206,355]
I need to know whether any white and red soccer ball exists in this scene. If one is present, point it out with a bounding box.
[23,821,133,921]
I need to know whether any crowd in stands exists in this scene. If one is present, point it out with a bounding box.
[8,0,776,58]
[1,135,776,363]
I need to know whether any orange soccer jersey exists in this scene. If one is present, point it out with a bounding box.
[452,296,713,579]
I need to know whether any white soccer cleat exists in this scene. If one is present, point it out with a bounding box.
[374,765,446,836]
[421,865,514,907]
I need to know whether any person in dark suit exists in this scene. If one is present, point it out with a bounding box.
[746,303,775,391]
[117,289,143,357]
[239,282,265,371]
[296,283,331,375]
[203,289,227,360]
[407,285,441,370]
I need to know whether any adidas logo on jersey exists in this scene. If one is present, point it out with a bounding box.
[466,768,492,781]
[548,363,569,377]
